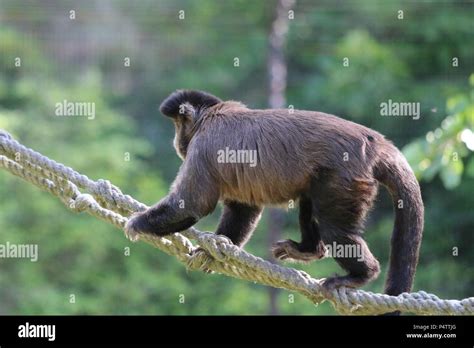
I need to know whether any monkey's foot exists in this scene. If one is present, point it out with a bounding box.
[320,275,366,296]
[186,247,215,274]
[271,239,326,263]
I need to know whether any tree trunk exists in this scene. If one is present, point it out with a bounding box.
[266,0,295,316]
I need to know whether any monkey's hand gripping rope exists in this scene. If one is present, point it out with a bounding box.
[1,130,473,315]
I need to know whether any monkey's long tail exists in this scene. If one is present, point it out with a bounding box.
[375,146,424,297]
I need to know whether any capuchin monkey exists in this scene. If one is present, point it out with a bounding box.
[126,90,424,305]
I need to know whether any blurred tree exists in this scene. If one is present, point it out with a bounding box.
[266,0,296,315]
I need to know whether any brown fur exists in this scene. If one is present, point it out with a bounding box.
[125,90,424,310]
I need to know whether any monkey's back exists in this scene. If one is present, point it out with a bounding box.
[192,103,388,206]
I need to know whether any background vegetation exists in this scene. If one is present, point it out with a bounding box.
[0,0,472,314]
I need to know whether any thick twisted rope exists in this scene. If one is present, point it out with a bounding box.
[0,129,473,315]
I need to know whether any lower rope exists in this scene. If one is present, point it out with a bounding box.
[0,129,473,315]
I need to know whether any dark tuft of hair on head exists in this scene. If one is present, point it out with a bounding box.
[159,90,222,118]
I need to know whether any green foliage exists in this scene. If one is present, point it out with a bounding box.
[404,75,474,189]
[320,30,409,119]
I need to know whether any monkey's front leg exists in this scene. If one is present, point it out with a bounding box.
[186,200,262,273]
[125,195,198,241]
[215,200,263,247]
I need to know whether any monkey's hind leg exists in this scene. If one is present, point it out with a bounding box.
[320,225,380,294]
[272,196,326,263]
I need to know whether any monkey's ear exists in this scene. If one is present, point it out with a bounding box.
[176,102,196,120]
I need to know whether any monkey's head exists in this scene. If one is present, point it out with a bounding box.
[160,90,222,160]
